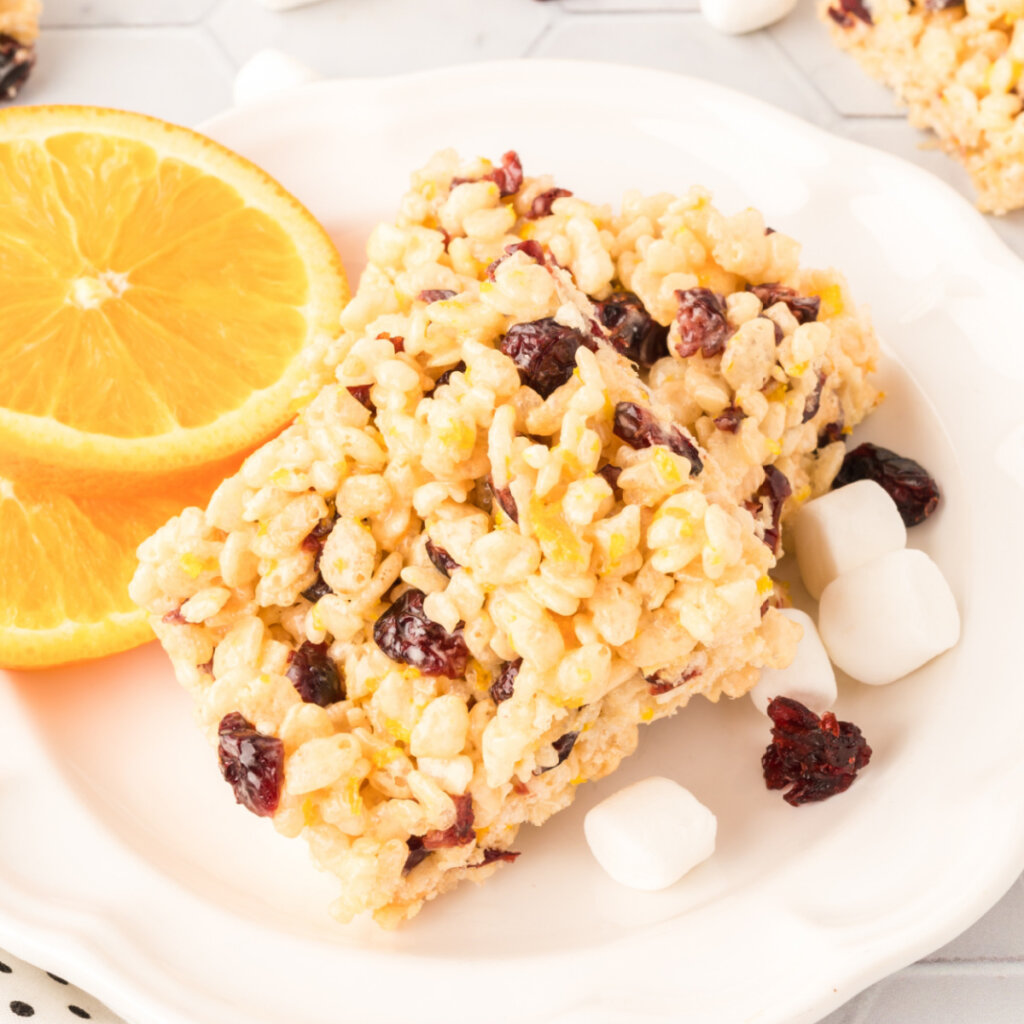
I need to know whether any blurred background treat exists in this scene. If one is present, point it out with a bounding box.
[0,0,39,98]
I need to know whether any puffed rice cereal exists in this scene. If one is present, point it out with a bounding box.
[131,149,880,926]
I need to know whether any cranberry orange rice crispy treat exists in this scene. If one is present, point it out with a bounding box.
[131,150,879,927]
[822,0,1024,214]
[0,0,40,100]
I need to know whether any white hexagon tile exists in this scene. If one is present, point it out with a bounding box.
[205,0,553,78]
[28,27,233,123]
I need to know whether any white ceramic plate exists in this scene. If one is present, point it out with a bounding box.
[3,60,1024,1024]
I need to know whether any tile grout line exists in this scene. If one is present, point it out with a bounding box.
[846,980,886,1024]
[764,22,850,127]
[522,4,566,59]
[198,18,241,74]
[908,959,1024,976]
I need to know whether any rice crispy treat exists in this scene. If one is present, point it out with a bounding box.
[822,0,1024,214]
[131,150,879,927]
[0,0,40,100]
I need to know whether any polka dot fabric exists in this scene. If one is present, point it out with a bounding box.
[0,951,120,1023]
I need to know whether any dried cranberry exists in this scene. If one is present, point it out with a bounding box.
[714,405,745,433]
[286,641,344,706]
[644,666,699,696]
[489,658,521,704]
[818,419,845,447]
[925,0,963,8]
[301,515,335,601]
[403,836,430,874]
[373,588,470,678]
[499,318,595,399]
[161,607,186,625]
[762,697,872,806]
[452,150,523,197]
[763,316,785,345]
[489,479,519,523]
[802,370,827,424]
[753,465,792,555]
[674,288,731,359]
[217,712,284,817]
[418,289,456,303]
[425,539,459,577]
[748,284,821,324]
[613,401,703,476]
[301,575,332,603]
[302,517,335,554]
[528,187,572,218]
[0,35,34,101]
[534,731,579,774]
[486,239,546,281]
[374,330,404,354]
[347,384,373,410]
[422,793,475,849]
[827,0,873,26]
[434,361,466,390]
[595,291,669,368]
[832,442,940,527]
[489,150,524,196]
[479,848,521,865]
[301,516,336,601]
[597,463,622,491]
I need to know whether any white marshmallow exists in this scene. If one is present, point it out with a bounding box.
[749,608,837,716]
[793,480,907,599]
[233,49,320,107]
[583,777,716,891]
[700,0,798,34]
[819,549,960,686]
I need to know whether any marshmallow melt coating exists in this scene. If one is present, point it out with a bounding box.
[819,549,960,686]
[700,0,798,34]
[749,608,837,716]
[583,777,717,891]
[794,480,907,599]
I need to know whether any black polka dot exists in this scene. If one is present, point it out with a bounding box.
[0,963,9,975]
[67,1008,90,1020]
[9,1002,34,1017]
[47,973,68,985]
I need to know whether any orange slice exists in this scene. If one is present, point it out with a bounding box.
[0,105,347,490]
[0,467,233,670]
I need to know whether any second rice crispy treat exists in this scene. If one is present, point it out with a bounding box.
[822,0,1024,214]
[131,150,879,926]
[0,0,40,100]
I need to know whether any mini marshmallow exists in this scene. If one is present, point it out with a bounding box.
[749,608,837,716]
[700,0,798,34]
[819,548,960,686]
[233,49,320,107]
[583,776,716,891]
[794,480,907,599]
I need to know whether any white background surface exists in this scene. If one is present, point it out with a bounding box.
[9,2,1024,1022]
